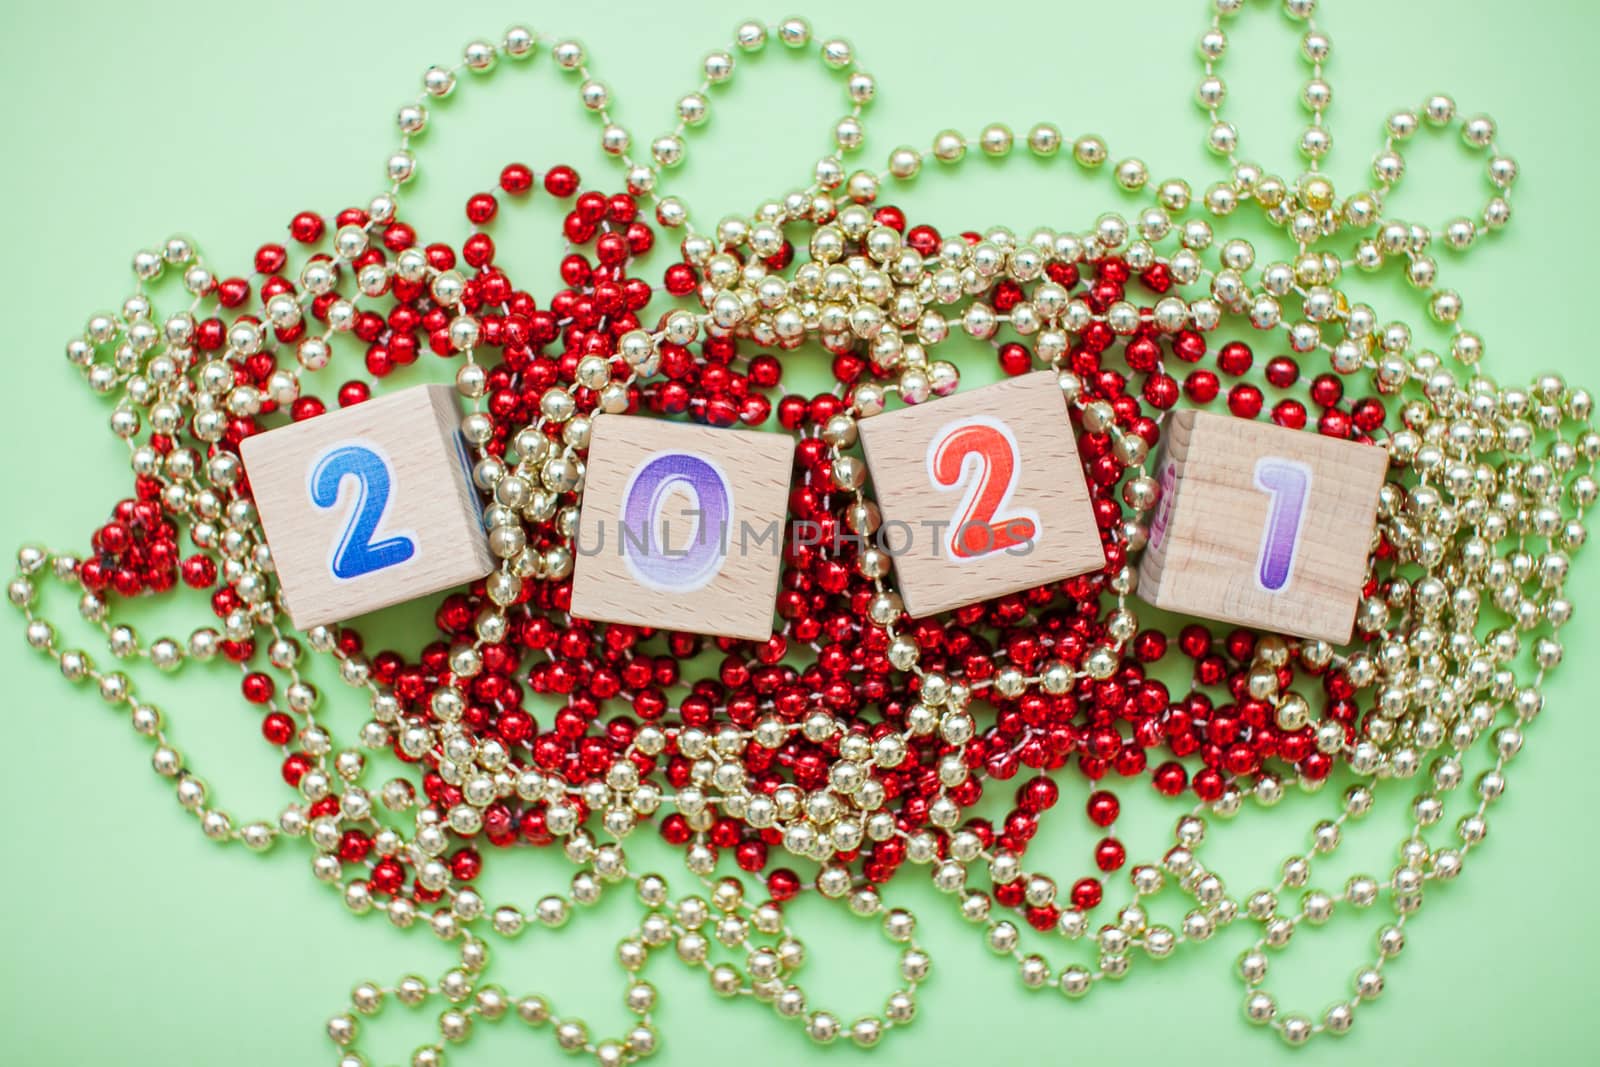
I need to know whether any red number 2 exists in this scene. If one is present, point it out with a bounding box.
[928,417,1039,560]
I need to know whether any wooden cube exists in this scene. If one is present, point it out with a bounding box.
[570,416,795,641]
[240,384,493,629]
[856,370,1105,618]
[1137,410,1389,643]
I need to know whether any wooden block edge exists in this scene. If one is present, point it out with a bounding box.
[422,384,497,580]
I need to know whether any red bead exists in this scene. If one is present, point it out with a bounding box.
[1093,837,1126,872]
[1271,398,1307,429]
[339,831,373,864]
[289,212,325,244]
[659,814,691,845]
[873,206,905,231]
[1351,396,1386,432]
[1183,369,1219,403]
[1132,630,1167,662]
[1318,408,1354,439]
[1178,624,1210,658]
[466,193,498,224]
[369,859,404,895]
[1085,790,1119,827]
[463,234,495,268]
[1152,761,1188,795]
[196,316,228,348]
[364,346,394,378]
[1309,373,1343,407]
[1139,263,1172,294]
[1227,383,1263,419]
[997,342,1032,376]
[281,752,311,785]
[768,868,801,901]
[575,192,607,223]
[337,381,370,407]
[382,222,416,252]
[499,163,534,195]
[1172,331,1207,363]
[1017,776,1059,813]
[544,166,579,197]
[735,839,768,871]
[625,222,654,256]
[180,555,217,588]
[1265,355,1299,388]
[425,244,456,271]
[242,672,274,704]
[596,232,629,267]
[1217,340,1253,376]
[1193,767,1225,801]
[1125,336,1160,372]
[450,849,482,880]
[291,397,325,421]
[254,244,287,274]
[1069,878,1103,910]
[1142,372,1179,409]
[261,712,294,746]
[906,225,940,257]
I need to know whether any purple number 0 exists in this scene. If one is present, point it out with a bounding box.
[621,452,732,592]
[309,443,417,580]
[1252,457,1311,592]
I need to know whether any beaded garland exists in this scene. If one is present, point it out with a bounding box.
[7,0,1595,1063]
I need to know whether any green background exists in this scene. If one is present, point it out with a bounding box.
[1,0,1595,1063]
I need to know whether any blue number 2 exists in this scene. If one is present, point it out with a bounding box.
[308,443,417,580]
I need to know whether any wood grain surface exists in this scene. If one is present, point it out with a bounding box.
[240,384,493,628]
[857,371,1105,617]
[1137,410,1389,643]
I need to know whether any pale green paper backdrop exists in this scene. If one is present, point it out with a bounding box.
[1,0,1595,1064]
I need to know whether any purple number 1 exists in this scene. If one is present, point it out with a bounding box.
[1252,457,1311,592]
